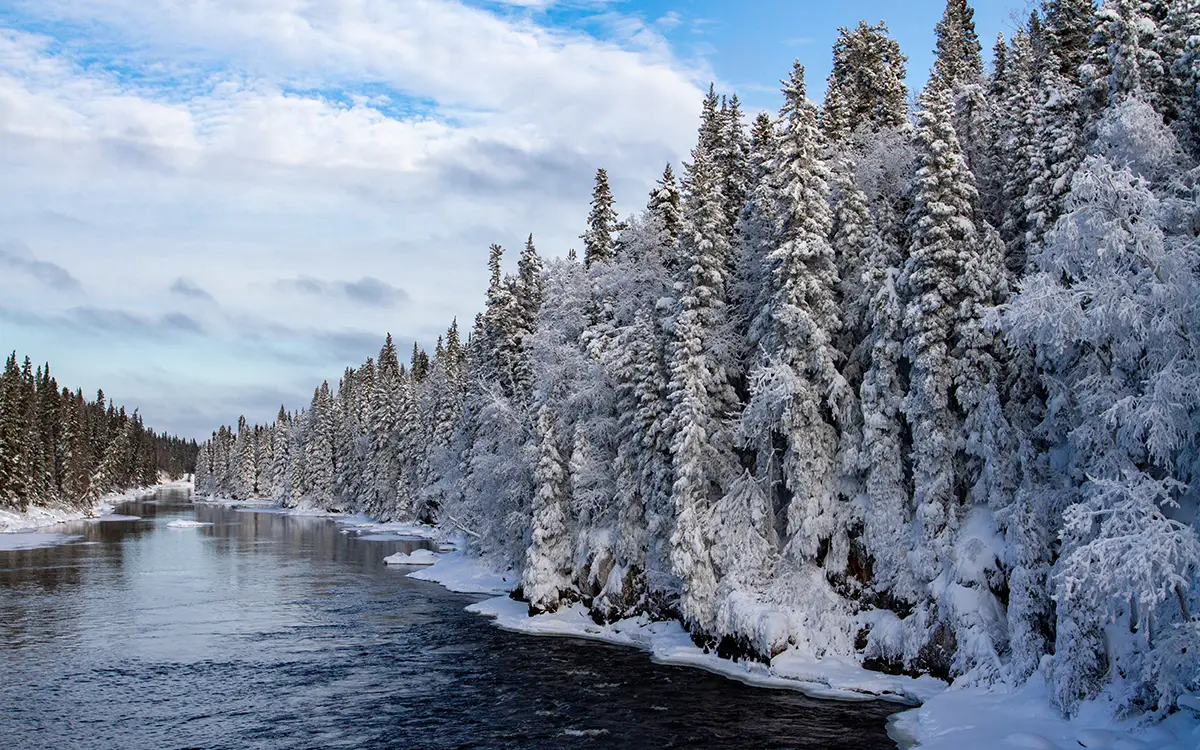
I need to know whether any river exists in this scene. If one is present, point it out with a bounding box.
[0,487,902,749]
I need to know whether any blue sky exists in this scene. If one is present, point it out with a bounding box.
[0,0,1033,439]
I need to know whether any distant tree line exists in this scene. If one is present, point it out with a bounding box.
[0,351,198,512]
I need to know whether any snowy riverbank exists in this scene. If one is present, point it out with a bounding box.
[0,479,193,535]
[407,550,937,705]
[402,550,1200,750]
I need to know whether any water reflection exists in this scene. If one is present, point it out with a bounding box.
[1,488,902,749]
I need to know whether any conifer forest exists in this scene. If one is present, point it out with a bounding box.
[0,351,199,512]
[185,0,1200,720]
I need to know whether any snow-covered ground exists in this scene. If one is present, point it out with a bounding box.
[889,678,1200,750]
[0,480,190,535]
[408,550,1200,748]
[467,594,940,705]
[405,550,515,595]
[409,551,938,704]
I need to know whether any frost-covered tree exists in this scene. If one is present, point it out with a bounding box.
[900,83,1010,680]
[1005,98,1200,714]
[524,405,575,614]
[751,62,849,564]
[824,21,910,140]
[647,163,682,250]
[932,0,984,90]
[583,168,618,267]
[669,121,740,632]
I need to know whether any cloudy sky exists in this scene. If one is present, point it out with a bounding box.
[0,0,1020,440]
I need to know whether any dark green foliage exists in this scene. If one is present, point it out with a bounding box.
[0,350,198,511]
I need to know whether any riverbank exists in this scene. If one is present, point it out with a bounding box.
[404,551,1200,750]
[0,479,193,535]
[177,500,1200,749]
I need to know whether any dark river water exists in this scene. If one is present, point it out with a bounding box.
[0,488,902,749]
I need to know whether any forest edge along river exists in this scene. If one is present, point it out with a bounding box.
[1,486,903,749]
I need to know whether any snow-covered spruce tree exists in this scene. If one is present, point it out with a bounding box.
[286,412,308,503]
[85,417,133,503]
[858,263,917,610]
[735,111,781,360]
[900,83,1011,681]
[269,406,290,502]
[304,382,335,509]
[332,367,362,506]
[1086,0,1167,113]
[648,163,682,250]
[416,321,468,523]
[717,94,750,238]
[366,335,403,517]
[524,404,575,615]
[232,416,254,499]
[193,441,211,497]
[998,26,1042,273]
[823,21,909,141]
[751,62,850,566]
[1164,1,1200,156]
[1044,0,1098,82]
[1004,98,1200,716]
[1022,58,1087,256]
[668,124,741,635]
[831,157,877,372]
[582,169,618,267]
[932,0,984,91]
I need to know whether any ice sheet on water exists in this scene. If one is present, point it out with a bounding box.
[92,514,140,522]
[382,549,440,566]
[0,533,84,551]
[165,519,212,528]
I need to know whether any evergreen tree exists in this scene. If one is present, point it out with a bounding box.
[668,124,739,633]
[824,21,910,138]
[647,163,682,250]
[900,84,1007,677]
[932,0,985,90]
[524,405,575,615]
[717,94,750,234]
[1044,0,1098,80]
[752,62,849,563]
[582,168,618,267]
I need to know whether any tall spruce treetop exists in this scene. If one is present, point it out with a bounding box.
[377,334,400,380]
[717,94,750,233]
[769,62,841,371]
[647,163,682,250]
[738,111,783,352]
[1044,0,1098,80]
[933,0,984,89]
[991,32,1008,95]
[697,83,723,159]
[583,168,618,267]
[824,21,910,138]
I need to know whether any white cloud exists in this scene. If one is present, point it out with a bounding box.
[0,0,709,436]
